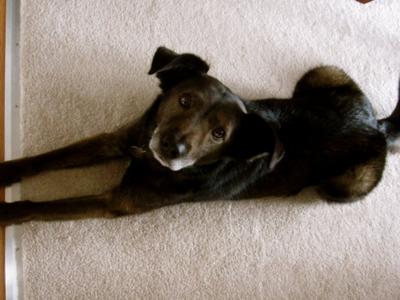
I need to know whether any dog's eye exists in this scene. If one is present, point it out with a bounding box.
[179,95,192,108]
[212,127,226,139]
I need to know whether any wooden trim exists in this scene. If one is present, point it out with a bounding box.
[356,0,374,3]
[0,0,6,299]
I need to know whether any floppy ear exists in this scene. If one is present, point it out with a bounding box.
[226,114,285,170]
[148,46,210,90]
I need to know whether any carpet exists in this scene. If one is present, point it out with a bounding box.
[17,0,400,299]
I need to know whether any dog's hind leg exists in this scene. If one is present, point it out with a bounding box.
[293,66,376,121]
[294,66,362,97]
[318,153,386,202]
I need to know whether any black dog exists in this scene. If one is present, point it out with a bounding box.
[0,47,399,225]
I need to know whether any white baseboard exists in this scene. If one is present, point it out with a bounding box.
[5,0,23,299]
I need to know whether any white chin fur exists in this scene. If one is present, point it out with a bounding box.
[152,151,195,171]
[149,128,195,171]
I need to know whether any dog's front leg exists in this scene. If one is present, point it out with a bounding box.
[0,121,143,187]
[0,191,139,226]
[0,94,162,186]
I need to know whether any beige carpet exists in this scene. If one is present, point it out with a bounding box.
[17,0,400,299]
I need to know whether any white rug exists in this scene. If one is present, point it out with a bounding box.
[17,0,400,299]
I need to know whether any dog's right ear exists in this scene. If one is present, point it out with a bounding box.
[148,47,210,90]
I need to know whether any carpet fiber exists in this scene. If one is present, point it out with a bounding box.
[18,0,400,299]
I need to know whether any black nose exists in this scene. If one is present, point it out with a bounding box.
[160,134,189,159]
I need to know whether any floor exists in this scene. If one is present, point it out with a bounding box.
[17,1,400,299]
[3,0,400,299]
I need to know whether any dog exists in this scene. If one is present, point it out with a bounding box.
[0,46,399,225]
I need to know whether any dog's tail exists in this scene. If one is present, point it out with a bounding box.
[378,78,400,152]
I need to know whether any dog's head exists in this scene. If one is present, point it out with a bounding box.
[148,47,284,171]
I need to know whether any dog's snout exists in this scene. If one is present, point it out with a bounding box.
[160,134,190,159]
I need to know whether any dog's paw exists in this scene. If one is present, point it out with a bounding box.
[316,186,364,203]
[0,161,23,187]
[0,202,31,226]
[0,203,14,226]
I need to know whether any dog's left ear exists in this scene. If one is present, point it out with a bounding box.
[148,46,210,90]
[226,114,285,170]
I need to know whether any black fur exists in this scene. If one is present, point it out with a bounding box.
[0,47,399,224]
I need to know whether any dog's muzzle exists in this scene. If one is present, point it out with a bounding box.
[149,127,196,171]
[159,134,190,159]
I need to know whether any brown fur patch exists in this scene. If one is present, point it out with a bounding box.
[294,66,362,97]
[321,155,385,201]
